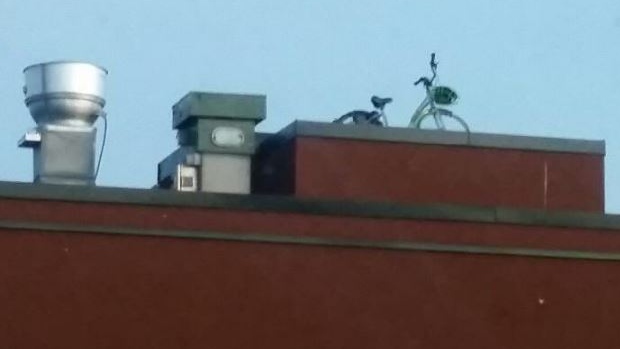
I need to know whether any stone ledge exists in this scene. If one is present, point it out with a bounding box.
[0,181,617,231]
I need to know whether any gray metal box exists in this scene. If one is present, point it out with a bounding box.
[33,126,96,185]
[201,153,251,194]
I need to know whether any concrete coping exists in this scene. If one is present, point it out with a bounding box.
[0,181,618,231]
[273,121,605,155]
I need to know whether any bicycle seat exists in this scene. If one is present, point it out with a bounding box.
[371,96,393,110]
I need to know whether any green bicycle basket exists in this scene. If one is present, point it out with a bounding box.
[431,86,458,105]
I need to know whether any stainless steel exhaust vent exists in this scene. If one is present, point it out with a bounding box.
[19,61,108,185]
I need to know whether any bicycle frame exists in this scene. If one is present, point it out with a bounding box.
[377,109,388,126]
[409,85,469,132]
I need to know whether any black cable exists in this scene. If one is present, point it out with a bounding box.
[94,112,107,181]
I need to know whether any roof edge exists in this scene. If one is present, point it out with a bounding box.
[0,181,618,231]
[275,121,605,155]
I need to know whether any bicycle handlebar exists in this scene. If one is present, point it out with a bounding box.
[414,53,438,87]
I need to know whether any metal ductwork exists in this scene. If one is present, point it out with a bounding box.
[19,61,107,185]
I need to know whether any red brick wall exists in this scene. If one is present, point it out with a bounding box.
[0,198,619,252]
[0,198,619,348]
[291,137,604,212]
[1,227,619,349]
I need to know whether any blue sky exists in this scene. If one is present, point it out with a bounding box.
[2,0,620,211]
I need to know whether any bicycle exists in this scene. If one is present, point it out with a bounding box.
[333,95,392,127]
[408,53,470,133]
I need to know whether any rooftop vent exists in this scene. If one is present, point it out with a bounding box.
[19,61,108,185]
[158,92,265,194]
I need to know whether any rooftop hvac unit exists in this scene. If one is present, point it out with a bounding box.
[158,92,265,194]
